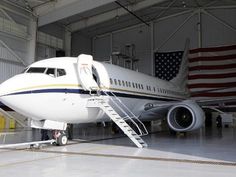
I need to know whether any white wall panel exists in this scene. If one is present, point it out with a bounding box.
[202,9,236,47]
[154,12,199,51]
[38,24,65,39]
[112,25,151,75]
[36,44,56,61]
[0,34,27,56]
[0,60,24,83]
[0,3,37,84]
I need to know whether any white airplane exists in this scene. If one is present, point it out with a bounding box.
[0,48,205,146]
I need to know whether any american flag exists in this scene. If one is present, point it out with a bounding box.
[154,44,236,107]
[188,44,236,101]
[154,51,183,81]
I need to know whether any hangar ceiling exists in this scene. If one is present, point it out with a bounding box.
[4,0,236,37]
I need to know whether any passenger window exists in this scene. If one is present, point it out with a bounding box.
[128,82,131,87]
[132,83,135,88]
[56,69,66,77]
[125,81,128,87]
[118,80,121,86]
[110,78,113,84]
[122,80,125,86]
[114,79,117,85]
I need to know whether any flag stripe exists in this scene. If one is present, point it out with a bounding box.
[189,54,236,63]
[189,60,236,67]
[189,45,236,54]
[189,50,236,58]
[189,63,236,71]
[188,82,236,89]
[188,78,236,85]
[188,72,236,80]
[189,68,236,75]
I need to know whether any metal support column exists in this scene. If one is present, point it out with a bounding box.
[27,18,37,64]
[65,30,71,56]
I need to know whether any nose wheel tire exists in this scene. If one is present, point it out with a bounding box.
[54,132,68,146]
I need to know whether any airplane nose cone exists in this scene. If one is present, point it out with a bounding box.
[0,75,27,111]
[0,79,14,98]
[0,82,7,97]
[0,74,25,99]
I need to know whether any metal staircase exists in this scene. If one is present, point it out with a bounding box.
[0,108,27,127]
[87,91,148,148]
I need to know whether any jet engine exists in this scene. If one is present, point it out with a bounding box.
[167,100,205,132]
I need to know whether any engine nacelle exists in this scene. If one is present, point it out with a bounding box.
[167,100,205,132]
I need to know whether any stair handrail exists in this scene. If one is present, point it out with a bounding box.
[100,88,148,136]
[84,68,148,136]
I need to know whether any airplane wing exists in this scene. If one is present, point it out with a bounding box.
[197,98,236,112]
[191,87,236,112]
[142,95,236,116]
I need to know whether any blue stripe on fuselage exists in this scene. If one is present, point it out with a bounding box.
[4,88,181,101]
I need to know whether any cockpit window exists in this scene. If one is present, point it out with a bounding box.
[46,68,55,77]
[46,68,66,77]
[27,67,46,73]
[56,69,66,77]
[26,67,66,77]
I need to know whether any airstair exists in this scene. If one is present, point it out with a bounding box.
[87,90,148,148]
[77,54,148,148]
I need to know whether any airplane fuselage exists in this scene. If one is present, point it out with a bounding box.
[0,56,188,124]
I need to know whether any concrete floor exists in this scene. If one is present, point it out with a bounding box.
[0,124,236,177]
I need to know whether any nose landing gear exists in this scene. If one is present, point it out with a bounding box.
[53,130,68,146]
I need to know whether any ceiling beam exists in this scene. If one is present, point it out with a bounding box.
[36,0,117,27]
[69,0,166,32]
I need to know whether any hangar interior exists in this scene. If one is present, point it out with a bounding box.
[0,0,236,177]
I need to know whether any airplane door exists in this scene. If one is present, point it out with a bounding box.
[77,54,99,91]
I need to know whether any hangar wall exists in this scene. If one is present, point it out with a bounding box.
[36,24,65,60]
[70,8,236,76]
[0,2,36,83]
[201,9,236,47]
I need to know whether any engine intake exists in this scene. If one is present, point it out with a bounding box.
[167,100,205,132]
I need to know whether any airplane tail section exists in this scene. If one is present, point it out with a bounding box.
[170,39,190,93]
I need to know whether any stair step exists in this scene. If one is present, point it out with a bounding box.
[87,98,147,148]
[118,121,125,123]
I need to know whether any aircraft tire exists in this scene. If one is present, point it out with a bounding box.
[57,133,68,146]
